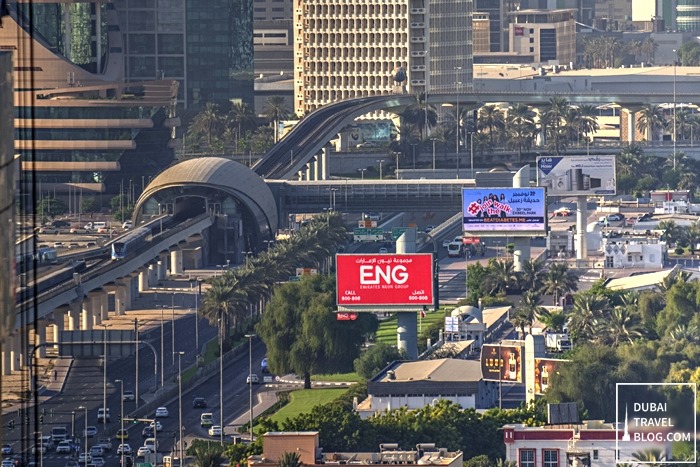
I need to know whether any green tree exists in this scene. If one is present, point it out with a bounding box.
[402,93,437,140]
[37,198,68,218]
[543,97,571,155]
[279,452,302,467]
[189,440,225,467]
[536,308,567,333]
[189,102,225,146]
[80,197,99,214]
[477,105,505,145]
[541,262,578,306]
[258,275,378,388]
[482,260,517,296]
[353,342,405,379]
[516,259,545,293]
[636,104,665,142]
[228,102,258,151]
[264,96,290,143]
[464,455,493,467]
[504,103,536,162]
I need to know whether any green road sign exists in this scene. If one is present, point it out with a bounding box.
[289,276,301,282]
[391,227,408,241]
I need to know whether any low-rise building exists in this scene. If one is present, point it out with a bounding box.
[248,432,463,467]
[602,236,665,269]
[503,421,670,465]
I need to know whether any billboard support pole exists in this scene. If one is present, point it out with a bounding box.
[576,195,588,261]
[512,166,531,272]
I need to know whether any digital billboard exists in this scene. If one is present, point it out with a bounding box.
[462,188,546,235]
[536,155,616,196]
[336,254,434,306]
[480,344,523,383]
[534,358,567,395]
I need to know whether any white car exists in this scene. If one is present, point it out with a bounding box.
[378,247,388,254]
[116,444,132,455]
[91,458,105,467]
[56,441,73,454]
[246,374,259,384]
[77,453,92,464]
[208,425,222,437]
[122,391,135,402]
[148,421,163,432]
[442,239,452,248]
[88,446,104,457]
[136,447,152,458]
[154,407,169,418]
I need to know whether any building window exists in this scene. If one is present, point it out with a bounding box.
[543,450,558,467]
[628,254,633,262]
[593,450,599,460]
[519,449,535,467]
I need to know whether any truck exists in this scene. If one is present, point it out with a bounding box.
[545,333,572,352]
[447,242,463,258]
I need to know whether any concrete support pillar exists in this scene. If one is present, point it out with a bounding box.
[89,291,103,327]
[159,253,169,279]
[53,309,66,350]
[120,278,133,310]
[297,170,303,181]
[1,337,11,375]
[512,165,531,272]
[305,164,311,181]
[130,272,140,301]
[10,330,23,371]
[321,147,329,180]
[148,264,158,286]
[68,301,81,331]
[114,284,127,315]
[35,322,47,358]
[170,249,183,276]
[576,195,588,260]
[139,269,149,292]
[81,296,93,331]
[313,155,319,181]
[627,109,636,143]
[396,312,418,360]
[101,292,109,322]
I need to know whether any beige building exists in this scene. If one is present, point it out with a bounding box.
[472,12,492,54]
[292,0,473,115]
[508,9,576,67]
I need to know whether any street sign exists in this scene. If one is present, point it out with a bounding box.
[336,312,358,321]
[289,276,301,282]
[391,227,409,241]
[353,228,384,242]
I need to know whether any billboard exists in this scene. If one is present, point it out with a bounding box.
[480,344,523,383]
[536,155,616,196]
[336,254,434,306]
[462,188,546,234]
[534,358,567,395]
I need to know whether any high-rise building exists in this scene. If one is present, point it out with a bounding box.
[1,2,178,200]
[113,0,254,110]
[508,9,576,66]
[474,0,519,52]
[676,0,700,31]
[293,0,473,115]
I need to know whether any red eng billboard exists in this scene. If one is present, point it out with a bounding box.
[336,254,434,306]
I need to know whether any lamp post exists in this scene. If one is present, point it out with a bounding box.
[431,139,436,172]
[223,213,228,265]
[376,160,384,180]
[454,66,462,177]
[245,333,256,442]
[175,352,185,467]
[115,379,125,467]
[101,324,108,433]
[192,282,199,351]
[71,411,75,438]
[358,168,366,180]
[159,305,164,388]
[470,132,474,177]
[218,317,224,446]
[134,318,140,407]
[673,49,677,171]
[171,293,176,367]
[78,406,88,467]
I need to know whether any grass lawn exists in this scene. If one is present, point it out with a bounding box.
[182,338,220,384]
[266,388,348,425]
[312,373,362,383]
[375,309,448,345]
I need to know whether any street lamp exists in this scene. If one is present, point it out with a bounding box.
[470,132,475,177]
[159,305,164,388]
[101,324,108,433]
[673,49,677,170]
[171,293,176,367]
[376,160,384,180]
[175,352,185,467]
[431,138,436,172]
[115,379,125,467]
[78,406,88,467]
[245,333,256,442]
[358,168,366,180]
[218,317,224,446]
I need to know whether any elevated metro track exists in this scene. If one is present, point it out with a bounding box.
[254,88,699,181]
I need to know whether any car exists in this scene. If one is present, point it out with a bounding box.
[148,421,163,432]
[442,239,452,248]
[116,444,132,456]
[77,453,92,464]
[1,445,12,456]
[154,407,169,418]
[141,426,154,438]
[51,220,71,228]
[39,227,60,235]
[261,358,269,374]
[31,445,47,455]
[192,397,207,409]
[606,213,625,222]
[84,426,97,438]
[122,391,135,402]
[424,225,435,233]
[56,441,73,454]
[97,408,110,423]
[65,460,79,467]
[91,458,105,467]
[53,242,64,248]
[246,374,259,384]
[88,446,104,457]
[200,413,214,427]
[637,213,652,221]
[122,221,133,230]
[96,439,111,451]
[40,436,53,451]
[120,455,134,467]
[115,429,128,440]
[136,447,151,458]
[208,425,222,437]
[378,247,388,254]
[143,438,157,452]
[2,460,14,467]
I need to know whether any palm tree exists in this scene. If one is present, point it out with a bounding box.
[482,259,517,295]
[576,104,600,143]
[631,449,666,466]
[477,105,505,145]
[505,103,537,162]
[657,220,681,246]
[568,294,610,342]
[510,309,531,338]
[544,97,570,155]
[536,308,567,333]
[228,102,257,151]
[636,104,665,142]
[402,93,437,140]
[517,259,545,293]
[264,96,290,143]
[541,262,578,306]
[515,291,544,334]
[191,441,225,467]
[602,305,645,346]
[189,102,224,146]
[279,452,302,467]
